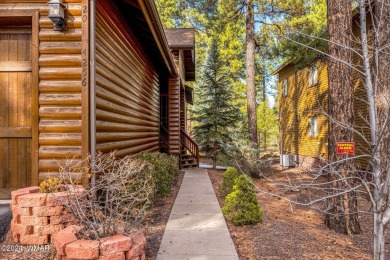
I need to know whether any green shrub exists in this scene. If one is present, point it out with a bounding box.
[220,167,239,196]
[222,175,263,226]
[134,152,179,198]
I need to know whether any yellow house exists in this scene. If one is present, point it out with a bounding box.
[272,60,329,167]
[273,11,370,169]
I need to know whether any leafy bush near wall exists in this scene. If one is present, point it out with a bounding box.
[222,175,263,226]
[134,152,179,198]
[220,167,240,196]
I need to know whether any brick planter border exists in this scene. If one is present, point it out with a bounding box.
[10,186,84,245]
[53,226,146,260]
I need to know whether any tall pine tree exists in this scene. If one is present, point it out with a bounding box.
[193,40,241,169]
[325,0,361,235]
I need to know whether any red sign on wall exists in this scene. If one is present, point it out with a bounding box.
[336,142,355,155]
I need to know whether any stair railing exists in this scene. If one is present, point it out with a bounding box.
[180,128,199,166]
[160,124,169,149]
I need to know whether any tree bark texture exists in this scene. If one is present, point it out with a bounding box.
[376,0,390,191]
[245,0,258,150]
[374,1,390,259]
[325,0,361,235]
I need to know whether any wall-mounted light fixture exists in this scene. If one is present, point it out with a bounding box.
[48,0,68,31]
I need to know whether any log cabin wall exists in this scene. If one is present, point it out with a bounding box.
[0,0,89,186]
[94,1,160,157]
[180,86,186,131]
[168,50,181,155]
[179,50,186,131]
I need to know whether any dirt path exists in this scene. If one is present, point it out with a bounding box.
[208,162,390,260]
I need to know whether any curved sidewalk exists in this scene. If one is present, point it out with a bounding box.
[157,168,239,260]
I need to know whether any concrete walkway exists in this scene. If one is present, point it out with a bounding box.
[157,168,239,260]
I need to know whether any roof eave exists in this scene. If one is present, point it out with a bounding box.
[138,0,178,76]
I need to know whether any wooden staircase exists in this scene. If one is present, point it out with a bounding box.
[180,150,198,168]
[179,128,199,169]
[159,124,199,169]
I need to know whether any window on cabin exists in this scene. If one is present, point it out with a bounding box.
[308,116,318,137]
[308,64,319,86]
[282,79,288,97]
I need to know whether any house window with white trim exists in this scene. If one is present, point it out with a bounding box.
[308,64,319,86]
[308,116,318,137]
[282,79,288,97]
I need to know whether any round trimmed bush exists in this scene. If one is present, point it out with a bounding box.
[220,167,239,196]
[222,175,263,226]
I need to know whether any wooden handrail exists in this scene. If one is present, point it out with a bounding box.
[180,128,199,166]
[160,124,169,148]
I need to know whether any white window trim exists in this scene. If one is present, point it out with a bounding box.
[308,116,318,137]
[282,79,288,97]
[308,64,319,86]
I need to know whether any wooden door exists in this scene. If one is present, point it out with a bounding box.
[0,23,33,198]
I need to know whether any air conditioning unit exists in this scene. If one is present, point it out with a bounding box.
[280,154,297,167]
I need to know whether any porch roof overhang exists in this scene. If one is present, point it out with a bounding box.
[120,0,177,76]
[164,28,196,81]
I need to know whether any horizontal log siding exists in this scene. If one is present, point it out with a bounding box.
[278,60,329,160]
[168,76,180,154]
[95,2,160,157]
[168,51,181,155]
[0,1,85,181]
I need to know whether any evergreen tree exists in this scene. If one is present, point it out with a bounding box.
[192,40,241,169]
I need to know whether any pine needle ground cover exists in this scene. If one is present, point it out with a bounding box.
[208,161,379,259]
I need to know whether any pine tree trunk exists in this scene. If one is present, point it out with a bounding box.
[262,71,267,150]
[376,0,390,195]
[325,0,361,234]
[373,1,390,258]
[374,210,385,260]
[245,0,258,150]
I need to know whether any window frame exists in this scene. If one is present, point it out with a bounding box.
[308,64,319,86]
[308,116,319,137]
[282,79,288,97]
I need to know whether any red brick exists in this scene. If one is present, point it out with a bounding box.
[98,252,125,260]
[125,243,143,260]
[13,206,32,216]
[19,234,49,245]
[46,191,72,206]
[131,233,146,251]
[50,213,76,225]
[18,193,47,207]
[32,206,64,217]
[52,231,78,255]
[56,256,71,260]
[35,224,64,235]
[11,221,33,235]
[20,216,48,226]
[13,214,21,224]
[10,204,32,216]
[65,240,99,259]
[11,186,39,204]
[99,235,132,256]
